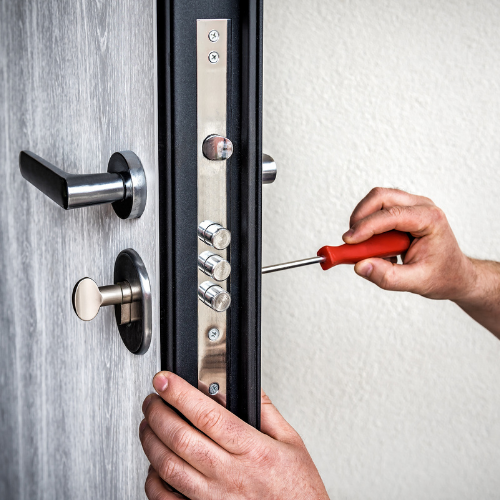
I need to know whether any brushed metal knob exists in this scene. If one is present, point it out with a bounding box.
[198,281,231,312]
[198,251,231,281]
[202,134,233,161]
[198,220,231,250]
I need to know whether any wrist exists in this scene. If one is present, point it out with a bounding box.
[452,257,498,308]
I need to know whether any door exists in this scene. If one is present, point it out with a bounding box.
[0,1,159,498]
[1,0,265,497]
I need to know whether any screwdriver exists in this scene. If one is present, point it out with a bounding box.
[262,230,411,275]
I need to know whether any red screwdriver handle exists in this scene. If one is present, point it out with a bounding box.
[317,230,411,271]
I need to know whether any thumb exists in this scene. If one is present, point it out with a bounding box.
[354,258,421,292]
[260,389,302,445]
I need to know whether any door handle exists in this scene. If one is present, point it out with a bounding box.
[19,150,147,219]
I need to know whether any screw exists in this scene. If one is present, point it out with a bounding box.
[208,30,219,43]
[208,327,221,342]
[208,51,219,64]
[209,383,219,396]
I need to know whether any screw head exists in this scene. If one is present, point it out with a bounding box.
[208,51,219,64]
[209,383,219,396]
[208,328,221,342]
[208,30,219,43]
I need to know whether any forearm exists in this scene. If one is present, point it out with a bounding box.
[453,258,500,338]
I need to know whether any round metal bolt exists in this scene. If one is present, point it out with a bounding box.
[208,328,221,342]
[209,383,219,396]
[208,30,219,43]
[208,51,219,64]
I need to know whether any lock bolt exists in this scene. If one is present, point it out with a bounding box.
[198,281,231,312]
[198,220,231,250]
[198,251,231,281]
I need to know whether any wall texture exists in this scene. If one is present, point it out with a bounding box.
[262,1,500,498]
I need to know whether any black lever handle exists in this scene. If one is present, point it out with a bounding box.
[19,150,147,219]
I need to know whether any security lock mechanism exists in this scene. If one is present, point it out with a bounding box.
[202,135,233,161]
[198,251,231,281]
[198,220,231,250]
[19,150,147,219]
[72,249,152,354]
[198,281,231,312]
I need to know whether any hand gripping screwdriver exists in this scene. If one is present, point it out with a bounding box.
[262,230,411,275]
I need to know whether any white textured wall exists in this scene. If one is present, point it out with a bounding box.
[262,1,500,498]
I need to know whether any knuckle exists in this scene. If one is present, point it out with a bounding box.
[145,472,172,500]
[145,400,161,422]
[140,427,155,448]
[387,205,405,218]
[196,407,223,433]
[379,266,397,290]
[369,186,385,197]
[430,205,446,222]
[174,388,192,410]
[159,455,180,482]
[171,427,193,455]
[159,458,194,496]
[249,443,279,467]
[144,474,161,500]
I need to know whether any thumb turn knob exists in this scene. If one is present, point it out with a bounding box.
[71,249,152,355]
[72,278,140,324]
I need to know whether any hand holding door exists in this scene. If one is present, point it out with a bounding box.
[19,150,147,219]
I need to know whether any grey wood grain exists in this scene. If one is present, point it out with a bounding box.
[0,1,159,498]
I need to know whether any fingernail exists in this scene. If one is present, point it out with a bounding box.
[343,229,354,240]
[356,261,373,278]
[139,419,148,432]
[142,394,154,413]
[153,372,169,392]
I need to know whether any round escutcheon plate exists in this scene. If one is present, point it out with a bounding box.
[113,249,152,355]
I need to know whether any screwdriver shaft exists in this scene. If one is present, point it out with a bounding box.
[262,256,325,275]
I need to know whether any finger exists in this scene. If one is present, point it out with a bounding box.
[145,467,186,499]
[260,389,302,446]
[152,372,261,455]
[354,258,428,293]
[348,187,434,228]
[140,421,208,499]
[384,257,398,264]
[143,394,228,476]
[198,380,227,407]
[344,204,443,244]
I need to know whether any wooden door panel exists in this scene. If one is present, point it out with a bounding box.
[0,1,158,498]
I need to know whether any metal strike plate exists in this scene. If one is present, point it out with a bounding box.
[197,19,230,403]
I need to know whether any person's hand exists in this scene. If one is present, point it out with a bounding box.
[139,372,329,500]
[343,187,476,301]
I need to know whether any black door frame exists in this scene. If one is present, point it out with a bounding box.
[157,0,263,428]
